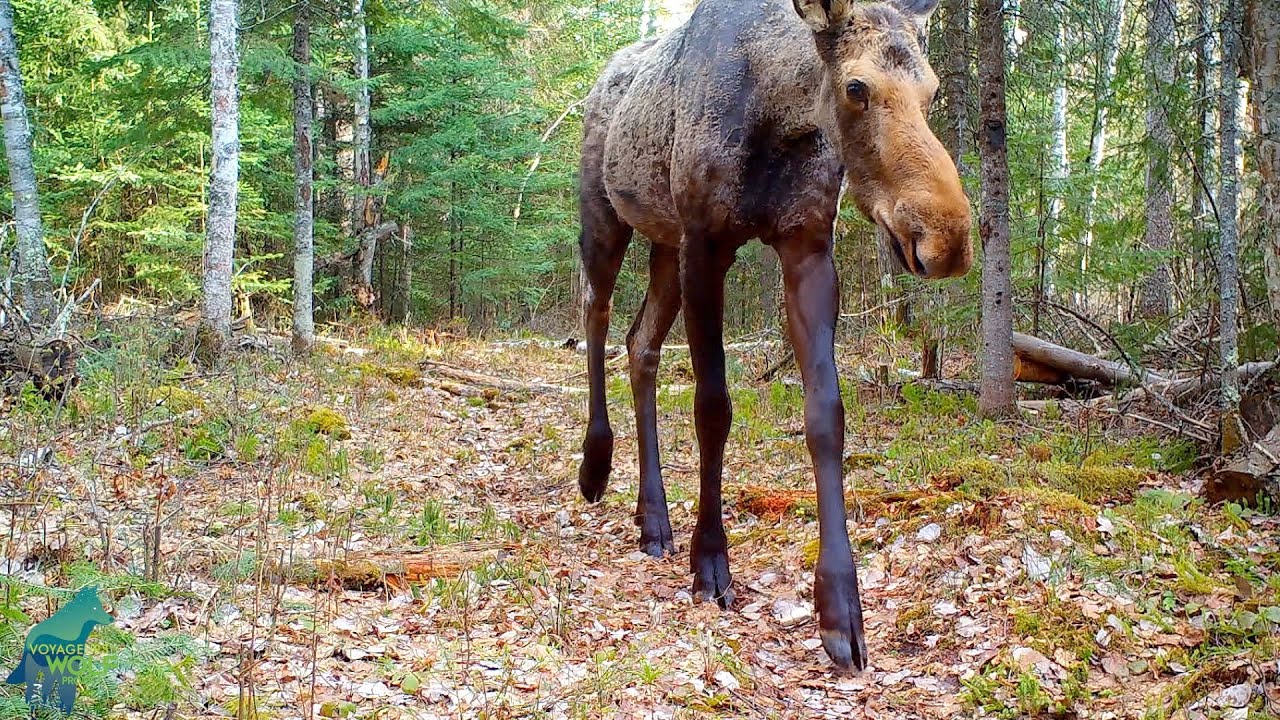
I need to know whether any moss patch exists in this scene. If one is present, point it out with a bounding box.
[150,385,204,413]
[301,407,351,440]
[360,362,424,388]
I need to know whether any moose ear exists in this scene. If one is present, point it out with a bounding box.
[891,0,940,25]
[793,0,853,32]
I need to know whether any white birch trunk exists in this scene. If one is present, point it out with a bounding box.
[639,0,654,38]
[200,0,239,357]
[292,2,315,354]
[0,0,53,326]
[1046,18,1068,295]
[1219,0,1243,409]
[351,0,375,300]
[1080,0,1126,307]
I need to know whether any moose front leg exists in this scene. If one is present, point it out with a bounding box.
[681,238,735,607]
[777,237,868,672]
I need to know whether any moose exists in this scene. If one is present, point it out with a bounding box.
[576,0,972,670]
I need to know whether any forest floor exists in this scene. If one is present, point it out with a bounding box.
[1,319,1278,720]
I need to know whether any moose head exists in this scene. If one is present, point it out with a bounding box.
[795,0,973,279]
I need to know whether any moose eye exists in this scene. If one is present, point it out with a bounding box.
[846,80,869,109]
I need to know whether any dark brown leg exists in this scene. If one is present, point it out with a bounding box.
[626,243,681,557]
[681,238,735,606]
[777,236,868,672]
[577,205,631,502]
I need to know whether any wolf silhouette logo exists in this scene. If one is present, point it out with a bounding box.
[4,586,113,714]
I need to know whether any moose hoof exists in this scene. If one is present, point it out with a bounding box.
[638,516,675,558]
[814,561,869,672]
[690,536,734,608]
[577,426,613,503]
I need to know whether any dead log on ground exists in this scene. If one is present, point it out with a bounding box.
[1012,332,1166,386]
[266,544,511,589]
[421,359,585,395]
[1152,361,1276,401]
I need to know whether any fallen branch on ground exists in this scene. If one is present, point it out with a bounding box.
[570,339,778,355]
[421,359,585,395]
[266,544,512,590]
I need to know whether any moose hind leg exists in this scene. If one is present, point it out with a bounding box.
[577,203,631,503]
[681,239,735,606]
[627,243,681,557]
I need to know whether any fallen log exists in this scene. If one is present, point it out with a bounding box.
[1012,332,1166,386]
[1,336,78,398]
[266,544,511,590]
[1204,424,1280,507]
[420,359,585,395]
[1154,361,1276,401]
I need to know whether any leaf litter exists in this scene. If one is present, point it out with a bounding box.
[0,329,1277,719]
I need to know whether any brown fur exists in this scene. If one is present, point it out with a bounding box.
[575,0,972,673]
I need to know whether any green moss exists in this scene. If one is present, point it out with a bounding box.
[844,452,884,470]
[1037,462,1144,501]
[150,385,204,413]
[358,362,424,387]
[302,407,351,440]
[1004,485,1095,519]
[936,457,1009,497]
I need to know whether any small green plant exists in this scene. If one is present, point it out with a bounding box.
[180,418,229,461]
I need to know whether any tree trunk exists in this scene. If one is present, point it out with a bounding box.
[1004,0,1025,63]
[320,85,349,229]
[1220,0,1243,413]
[1193,0,1217,260]
[350,0,375,303]
[759,243,780,330]
[199,0,239,361]
[389,225,412,324]
[938,0,970,173]
[1247,0,1280,330]
[1046,15,1068,296]
[978,0,1015,418]
[1080,0,1127,307]
[0,0,53,327]
[1140,0,1175,318]
[291,2,315,354]
[640,0,655,38]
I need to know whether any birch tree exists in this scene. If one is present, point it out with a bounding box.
[199,0,239,358]
[1247,0,1280,329]
[639,0,655,38]
[350,0,375,305]
[1080,0,1126,305]
[1045,13,1068,296]
[1192,0,1216,240]
[978,0,1015,419]
[1139,0,1175,318]
[0,0,53,326]
[292,1,315,354]
[1219,0,1242,413]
